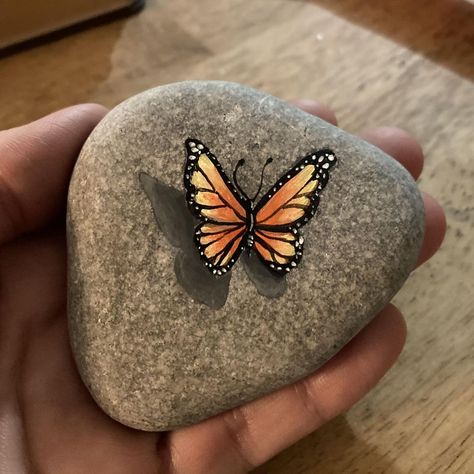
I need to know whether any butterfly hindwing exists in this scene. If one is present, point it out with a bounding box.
[253,228,304,274]
[184,139,249,274]
[253,149,337,274]
[194,222,247,274]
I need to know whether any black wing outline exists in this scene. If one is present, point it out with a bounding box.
[184,138,250,275]
[252,149,337,275]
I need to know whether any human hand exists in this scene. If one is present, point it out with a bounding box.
[0,102,445,473]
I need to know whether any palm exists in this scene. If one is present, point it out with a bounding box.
[1,227,160,473]
[0,103,445,473]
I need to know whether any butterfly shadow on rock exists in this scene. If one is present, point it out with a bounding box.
[139,172,287,310]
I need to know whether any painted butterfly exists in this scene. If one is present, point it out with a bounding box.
[184,139,337,276]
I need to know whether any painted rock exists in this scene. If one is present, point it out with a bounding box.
[67,81,424,431]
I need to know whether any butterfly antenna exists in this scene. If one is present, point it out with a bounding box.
[251,157,273,201]
[233,159,248,198]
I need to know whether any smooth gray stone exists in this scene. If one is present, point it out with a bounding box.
[67,80,424,431]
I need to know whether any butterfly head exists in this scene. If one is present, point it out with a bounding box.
[233,157,273,204]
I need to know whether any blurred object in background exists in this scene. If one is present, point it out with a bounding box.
[0,0,144,54]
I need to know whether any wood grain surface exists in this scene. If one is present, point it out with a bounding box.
[1,0,473,472]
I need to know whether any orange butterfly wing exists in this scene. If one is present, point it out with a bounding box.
[184,139,249,275]
[253,149,337,274]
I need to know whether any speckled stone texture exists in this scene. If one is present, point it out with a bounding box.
[67,81,424,431]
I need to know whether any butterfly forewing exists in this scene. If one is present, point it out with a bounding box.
[184,139,249,275]
[253,149,337,274]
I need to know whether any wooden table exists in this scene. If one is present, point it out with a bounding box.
[1,0,473,472]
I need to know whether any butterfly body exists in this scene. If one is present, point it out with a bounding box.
[184,138,336,276]
[245,211,255,247]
